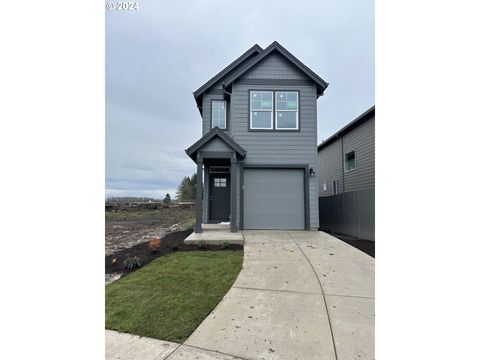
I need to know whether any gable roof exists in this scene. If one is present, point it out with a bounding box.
[185,127,247,161]
[223,41,329,97]
[317,106,375,152]
[193,44,263,111]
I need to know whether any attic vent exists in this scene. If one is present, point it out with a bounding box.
[210,166,230,173]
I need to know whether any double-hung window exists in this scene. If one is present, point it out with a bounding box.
[249,90,299,130]
[212,100,226,129]
[250,91,273,129]
[275,91,298,130]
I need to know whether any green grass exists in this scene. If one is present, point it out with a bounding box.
[105,250,243,342]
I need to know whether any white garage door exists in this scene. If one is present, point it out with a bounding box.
[243,168,305,230]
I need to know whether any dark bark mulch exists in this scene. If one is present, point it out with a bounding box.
[105,229,243,277]
[326,232,375,258]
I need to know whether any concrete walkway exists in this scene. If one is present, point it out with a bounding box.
[106,230,374,360]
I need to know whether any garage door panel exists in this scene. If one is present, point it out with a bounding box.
[244,169,304,230]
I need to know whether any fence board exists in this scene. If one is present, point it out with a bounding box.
[318,189,375,241]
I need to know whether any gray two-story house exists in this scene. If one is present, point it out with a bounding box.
[185,41,328,233]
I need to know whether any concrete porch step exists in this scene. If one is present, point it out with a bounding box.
[184,225,244,245]
[202,223,231,231]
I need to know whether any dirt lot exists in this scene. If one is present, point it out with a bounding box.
[105,206,196,256]
[105,206,243,284]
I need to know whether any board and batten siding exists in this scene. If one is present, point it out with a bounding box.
[343,117,375,192]
[229,52,319,229]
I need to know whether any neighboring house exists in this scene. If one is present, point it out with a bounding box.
[317,106,375,240]
[185,41,329,233]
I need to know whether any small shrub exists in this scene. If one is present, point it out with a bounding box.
[220,241,230,249]
[123,256,141,270]
[149,237,161,253]
[197,240,207,249]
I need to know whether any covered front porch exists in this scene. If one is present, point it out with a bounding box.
[185,127,246,234]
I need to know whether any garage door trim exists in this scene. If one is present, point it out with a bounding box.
[239,164,310,230]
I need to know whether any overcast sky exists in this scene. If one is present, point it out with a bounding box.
[106,0,374,199]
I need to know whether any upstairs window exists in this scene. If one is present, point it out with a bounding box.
[345,151,356,171]
[250,91,273,129]
[212,100,226,129]
[275,91,298,129]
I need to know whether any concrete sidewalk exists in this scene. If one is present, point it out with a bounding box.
[106,230,374,360]
[184,230,374,360]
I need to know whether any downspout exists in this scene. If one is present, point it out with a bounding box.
[338,134,345,193]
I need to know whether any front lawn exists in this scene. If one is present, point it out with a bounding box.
[105,250,243,342]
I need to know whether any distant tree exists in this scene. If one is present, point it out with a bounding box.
[176,173,197,201]
[163,193,171,205]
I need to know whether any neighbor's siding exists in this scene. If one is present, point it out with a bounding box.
[343,117,375,192]
[230,53,319,228]
[317,139,343,197]
[317,114,375,194]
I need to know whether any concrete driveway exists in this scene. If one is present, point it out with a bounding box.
[106,230,374,360]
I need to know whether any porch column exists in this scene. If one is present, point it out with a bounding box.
[195,153,203,233]
[230,154,238,232]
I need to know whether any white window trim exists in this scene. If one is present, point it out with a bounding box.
[250,111,273,129]
[211,100,227,129]
[344,151,356,172]
[275,91,299,130]
[250,91,274,130]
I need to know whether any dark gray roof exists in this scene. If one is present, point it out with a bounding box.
[185,127,247,161]
[193,44,263,111]
[223,41,329,97]
[317,106,375,152]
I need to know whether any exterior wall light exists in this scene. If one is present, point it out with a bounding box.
[309,168,315,177]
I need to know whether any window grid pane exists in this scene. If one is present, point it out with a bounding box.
[275,92,298,129]
[212,100,226,129]
[251,91,273,110]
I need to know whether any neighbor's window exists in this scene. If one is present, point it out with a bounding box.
[275,91,298,129]
[332,180,340,195]
[212,100,226,129]
[250,91,273,129]
[345,151,356,171]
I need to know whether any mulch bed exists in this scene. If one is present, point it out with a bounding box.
[105,229,243,279]
[326,232,375,258]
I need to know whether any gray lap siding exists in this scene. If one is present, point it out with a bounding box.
[231,82,319,229]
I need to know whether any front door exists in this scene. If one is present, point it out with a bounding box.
[209,174,230,222]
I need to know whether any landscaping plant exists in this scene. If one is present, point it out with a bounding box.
[123,256,141,270]
[220,241,230,249]
[148,237,161,253]
[197,240,207,249]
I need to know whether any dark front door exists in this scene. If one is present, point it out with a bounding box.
[209,175,230,222]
